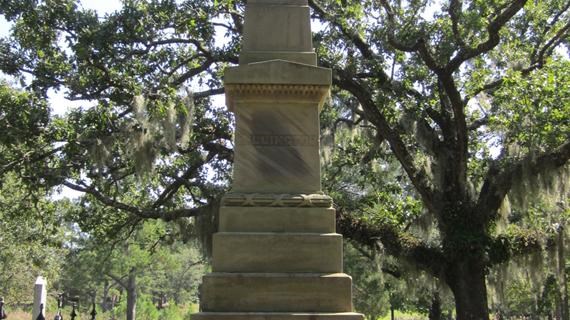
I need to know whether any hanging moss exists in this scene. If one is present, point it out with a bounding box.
[179,88,195,149]
[129,95,155,177]
[509,160,570,213]
[161,101,177,151]
[495,195,512,234]
[132,95,146,124]
[89,137,112,172]
[126,91,198,177]
[194,198,220,258]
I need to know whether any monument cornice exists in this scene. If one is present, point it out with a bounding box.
[225,83,330,111]
[224,60,332,86]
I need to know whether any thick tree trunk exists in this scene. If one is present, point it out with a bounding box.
[558,226,569,320]
[102,280,111,312]
[447,259,490,320]
[126,268,137,320]
[429,291,442,320]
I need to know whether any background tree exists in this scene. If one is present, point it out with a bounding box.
[61,216,206,320]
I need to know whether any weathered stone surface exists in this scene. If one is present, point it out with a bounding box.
[201,273,354,312]
[230,100,321,194]
[241,52,316,65]
[192,312,365,320]
[224,61,331,194]
[212,233,342,273]
[219,206,336,233]
[241,0,314,65]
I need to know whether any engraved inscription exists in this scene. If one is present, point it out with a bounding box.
[250,135,318,146]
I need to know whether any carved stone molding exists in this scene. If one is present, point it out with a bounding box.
[226,84,329,95]
[222,193,333,208]
[225,84,330,111]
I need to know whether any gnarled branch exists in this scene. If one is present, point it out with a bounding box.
[337,209,445,278]
[446,0,528,72]
[63,180,206,221]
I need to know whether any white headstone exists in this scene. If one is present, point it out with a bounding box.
[32,276,47,320]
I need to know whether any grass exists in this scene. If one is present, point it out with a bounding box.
[378,311,426,320]
[4,303,199,320]
[2,310,62,320]
[12,306,431,320]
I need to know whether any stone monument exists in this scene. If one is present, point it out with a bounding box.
[192,1,364,319]
[32,276,47,320]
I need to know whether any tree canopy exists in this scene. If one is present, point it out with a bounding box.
[0,0,569,319]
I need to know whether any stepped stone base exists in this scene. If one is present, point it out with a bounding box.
[201,273,353,312]
[192,312,365,320]
[212,232,342,273]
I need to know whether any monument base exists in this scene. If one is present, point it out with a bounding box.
[192,203,363,318]
[201,273,353,312]
[192,312,365,320]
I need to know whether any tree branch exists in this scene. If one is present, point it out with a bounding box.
[105,272,128,289]
[467,115,490,131]
[532,20,570,69]
[378,0,443,73]
[449,0,466,48]
[0,145,64,176]
[467,20,568,102]
[62,180,205,221]
[447,0,528,72]
[194,87,224,99]
[308,0,376,60]
[171,58,215,86]
[152,165,202,209]
[489,229,551,266]
[337,209,445,278]
[466,78,504,103]
[333,68,437,213]
[530,0,570,62]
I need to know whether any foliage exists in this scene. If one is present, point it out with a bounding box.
[59,216,206,319]
[312,0,570,318]
[486,201,570,318]
[0,0,569,319]
[344,242,389,320]
[0,173,68,305]
[0,0,234,238]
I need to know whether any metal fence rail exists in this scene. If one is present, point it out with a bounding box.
[0,296,98,320]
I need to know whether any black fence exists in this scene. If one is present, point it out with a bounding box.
[0,296,97,320]
[0,297,7,320]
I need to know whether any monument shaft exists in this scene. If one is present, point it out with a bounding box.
[192,1,364,319]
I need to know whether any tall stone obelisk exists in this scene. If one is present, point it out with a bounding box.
[192,1,364,319]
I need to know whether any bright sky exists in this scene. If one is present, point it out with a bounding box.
[79,1,123,14]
